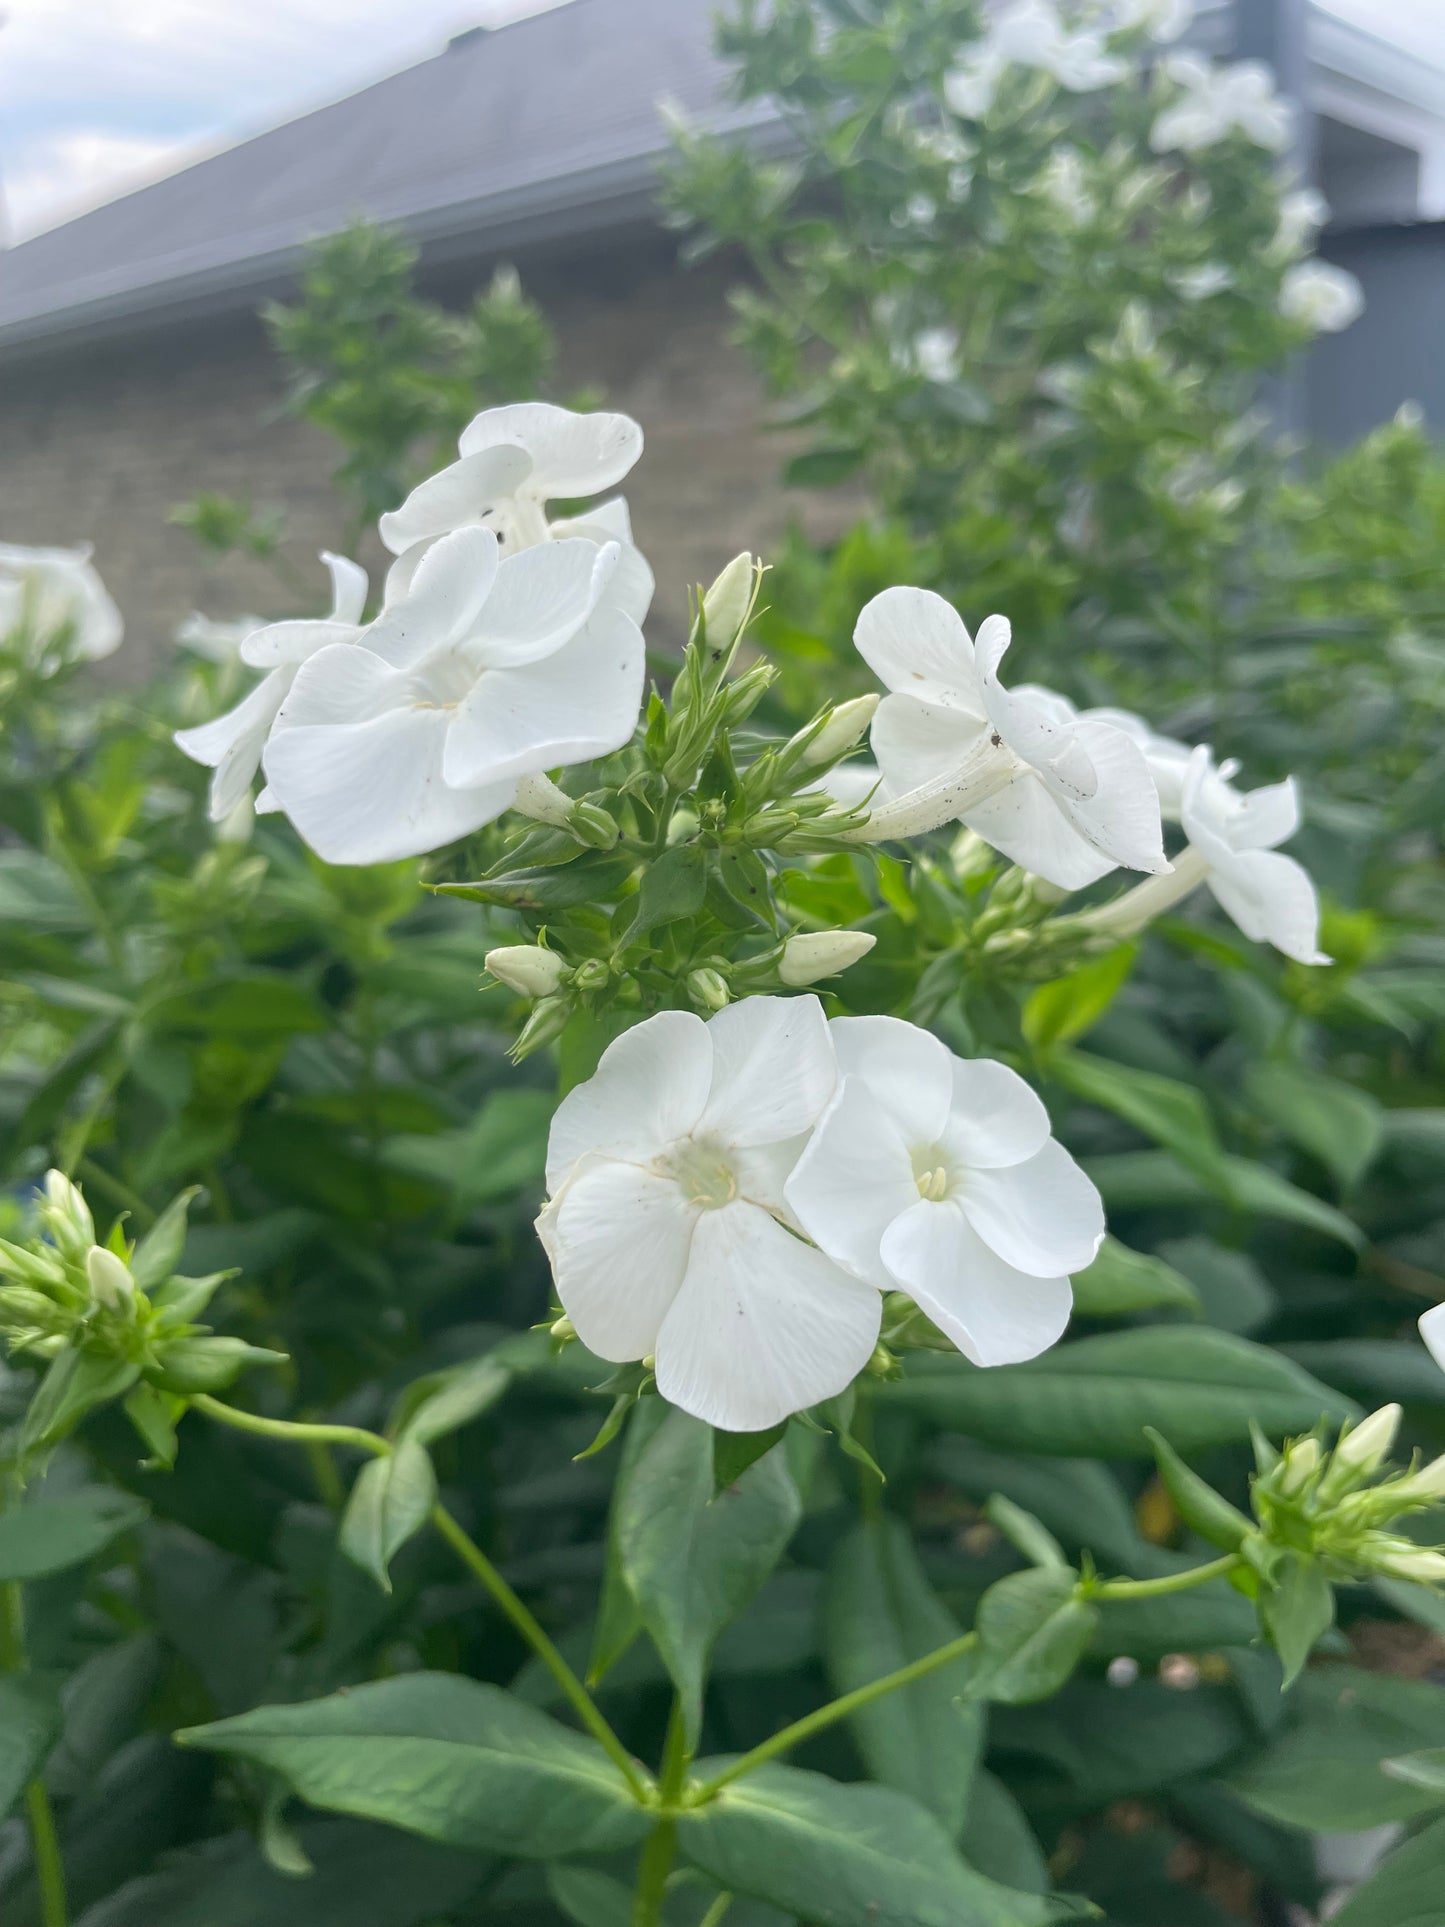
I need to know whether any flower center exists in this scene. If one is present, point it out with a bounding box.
[911,1145,955,1203]
[663,1137,739,1211]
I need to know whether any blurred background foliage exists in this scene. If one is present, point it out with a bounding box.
[2,2,1445,1920]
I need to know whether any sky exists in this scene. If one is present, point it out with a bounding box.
[0,0,1443,244]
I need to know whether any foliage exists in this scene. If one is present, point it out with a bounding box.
[1,12,1444,1926]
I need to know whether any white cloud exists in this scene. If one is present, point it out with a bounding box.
[3,130,202,243]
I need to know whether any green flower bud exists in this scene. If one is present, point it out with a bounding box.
[687,967,731,1014]
[511,994,573,1059]
[779,929,877,986]
[793,694,881,770]
[1278,1436,1321,1495]
[486,944,566,1000]
[1334,1404,1401,1479]
[569,801,621,850]
[44,1169,94,1252]
[570,958,611,993]
[702,553,757,654]
[147,1335,286,1396]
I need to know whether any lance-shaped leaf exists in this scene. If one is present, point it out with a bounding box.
[176,1675,649,1858]
[1143,1427,1252,1551]
[0,1490,148,1583]
[338,1440,437,1593]
[968,1569,1098,1706]
[0,1674,63,1820]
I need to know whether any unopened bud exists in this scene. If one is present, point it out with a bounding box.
[512,771,575,828]
[1279,1436,1321,1494]
[44,1169,94,1247]
[796,695,881,770]
[512,994,572,1059]
[216,793,255,845]
[569,801,620,850]
[1409,1454,1445,1500]
[702,553,757,653]
[687,967,731,1014]
[571,958,610,993]
[550,1314,577,1343]
[779,929,877,986]
[1335,1404,1401,1477]
[1421,1303,1445,1373]
[86,1245,136,1311]
[0,1285,66,1331]
[666,808,700,847]
[486,945,566,1000]
[1377,1546,1445,1585]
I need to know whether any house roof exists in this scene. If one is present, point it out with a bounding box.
[3,0,1444,357]
[0,0,756,353]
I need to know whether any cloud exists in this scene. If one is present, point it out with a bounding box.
[3,130,202,243]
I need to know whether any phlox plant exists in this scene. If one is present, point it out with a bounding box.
[1,10,1445,1926]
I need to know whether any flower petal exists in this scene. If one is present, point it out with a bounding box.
[880,1198,1073,1367]
[698,994,837,1150]
[871,693,987,801]
[963,770,1119,889]
[941,1059,1051,1171]
[784,1075,918,1288]
[1055,721,1170,875]
[324,551,369,627]
[546,1009,714,1193]
[1231,775,1300,852]
[459,403,643,497]
[854,587,986,712]
[264,649,514,863]
[363,526,502,671]
[441,603,645,790]
[241,620,356,669]
[378,445,533,555]
[957,1138,1104,1277]
[465,539,618,670]
[545,1159,697,1362]
[1420,1302,1445,1374]
[828,1015,954,1144]
[1207,849,1330,965]
[654,1200,881,1430]
[174,669,287,770]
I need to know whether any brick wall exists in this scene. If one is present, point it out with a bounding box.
[0,240,862,681]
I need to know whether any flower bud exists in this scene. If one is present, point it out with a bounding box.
[86,1245,136,1311]
[687,967,731,1014]
[44,1169,94,1248]
[216,793,255,845]
[569,801,620,850]
[1335,1404,1401,1478]
[550,1314,576,1343]
[512,771,574,827]
[779,930,877,986]
[1278,1436,1321,1494]
[1409,1454,1445,1500]
[796,695,881,770]
[1420,1302,1445,1373]
[512,994,572,1059]
[1376,1546,1445,1585]
[702,553,757,653]
[486,945,566,1000]
[571,958,610,993]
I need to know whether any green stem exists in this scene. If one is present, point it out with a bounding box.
[634,1697,690,1927]
[2,1579,69,1927]
[190,1393,390,1461]
[430,1503,649,1804]
[697,1897,732,1927]
[695,1629,979,1800]
[1089,1553,1242,1601]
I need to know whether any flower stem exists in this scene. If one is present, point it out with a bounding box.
[1,1579,69,1927]
[430,1502,650,1803]
[191,1396,649,1803]
[633,1697,690,1927]
[693,1629,979,1800]
[1089,1553,1242,1601]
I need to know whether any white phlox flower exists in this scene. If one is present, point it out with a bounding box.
[175,612,266,663]
[379,402,653,623]
[1100,0,1193,39]
[539,996,882,1432]
[1279,260,1365,335]
[1422,1303,1445,1376]
[912,327,961,383]
[1150,54,1292,155]
[262,525,644,865]
[1083,746,1330,964]
[1076,704,1194,815]
[0,542,123,666]
[786,1017,1103,1366]
[1168,263,1234,302]
[944,0,1129,121]
[174,551,368,822]
[850,586,1170,889]
[1034,148,1094,225]
[1273,187,1330,256]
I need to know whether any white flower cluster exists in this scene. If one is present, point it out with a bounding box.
[176,404,652,862]
[0,543,123,667]
[829,587,1329,966]
[541,995,1103,1431]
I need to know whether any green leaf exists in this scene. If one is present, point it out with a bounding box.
[1157,1238,1274,1336]
[1070,1237,1201,1319]
[1143,1428,1251,1552]
[822,1516,982,1836]
[1244,1061,1383,1189]
[1329,1816,1445,1927]
[783,445,866,488]
[1022,945,1137,1051]
[394,1354,513,1447]
[968,1568,1097,1705]
[338,1441,436,1592]
[128,1189,201,1293]
[1053,1050,1229,1192]
[883,1328,1356,1457]
[1257,1551,1335,1687]
[959,1772,1048,1896]
[617,1410,800,1739]
[176,1675,649,1858]
[146,975,327,1036]
[0,1491,148,1582]
[626,845,708,941]
[0,1673,63,1820]
[20,1347,142,1460]
[985,1497,1069,1571]
[437,856,634,911]
[1382,1748,1445,1798]
[1084,1151,1364,1246]
[714,1422,789,1490]
[546,1865,633,1927]
[679,1761,1081,1926]
[1228,1667,1445,1831]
